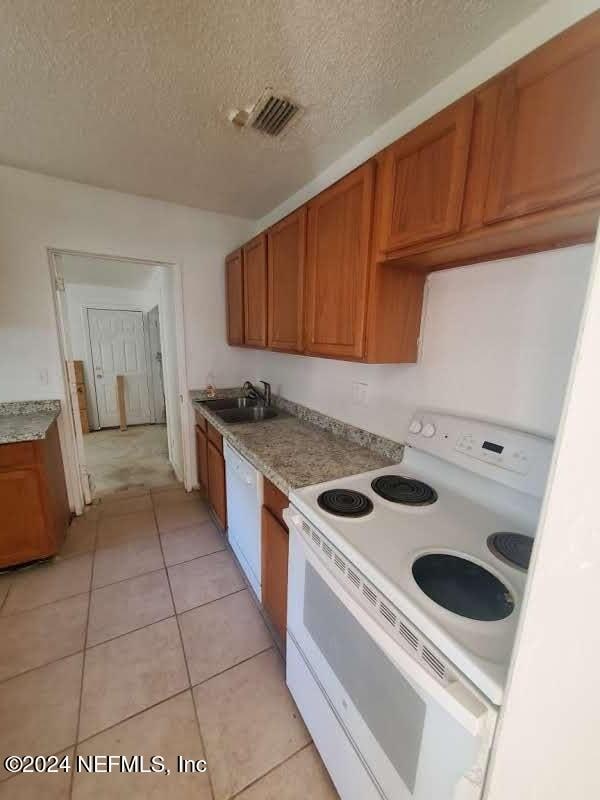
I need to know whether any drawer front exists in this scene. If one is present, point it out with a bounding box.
[207,421,223,453]
[0,441,37,469]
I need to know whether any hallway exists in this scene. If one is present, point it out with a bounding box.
[84,424,177,496]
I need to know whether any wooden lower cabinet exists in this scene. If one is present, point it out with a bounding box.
[0,420,70,568]
[261,477,289,644]
[195,425,209,494]
[207,439,227,530]
[261,507,289,644]
[195,414,227,530]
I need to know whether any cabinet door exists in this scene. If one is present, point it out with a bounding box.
[267,208,306,352]
[305,163,375,359]
[485,15,600,223]
[261,507,289,643]
[0,468,46,567]
[377,97,474,252]
[243,234,268,348]
[225,249,244,345]
[207,440,227,530]
[195,425,209,494]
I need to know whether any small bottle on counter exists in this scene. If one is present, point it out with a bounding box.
[206,371,216,399]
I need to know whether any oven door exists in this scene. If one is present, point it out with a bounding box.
[285,509,498,800]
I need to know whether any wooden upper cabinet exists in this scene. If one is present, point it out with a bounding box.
[304,163,375,360]
[267,208,306,352]
[377,96,475,253]
[225,249,244,345]
[243,234,268,348]
[485,12,600,224]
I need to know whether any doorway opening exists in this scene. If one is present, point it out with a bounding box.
[49,250,187,502]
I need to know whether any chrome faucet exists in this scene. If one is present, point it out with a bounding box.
[242,380,272,407]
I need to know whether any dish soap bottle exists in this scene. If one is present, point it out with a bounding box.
[206,371,216,399]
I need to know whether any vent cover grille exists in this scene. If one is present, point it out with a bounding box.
[299,515,455,687]
[249,91,300,136]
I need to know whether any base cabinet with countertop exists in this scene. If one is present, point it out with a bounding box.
[0,419,70,568]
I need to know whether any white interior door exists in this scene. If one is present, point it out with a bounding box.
[88,308,152,428]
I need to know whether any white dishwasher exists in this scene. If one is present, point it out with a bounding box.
[224,441,262,600]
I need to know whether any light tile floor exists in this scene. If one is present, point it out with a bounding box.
[0,486,338,799]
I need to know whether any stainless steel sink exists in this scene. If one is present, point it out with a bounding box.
[201,397,258,410]
[215,406,278,424]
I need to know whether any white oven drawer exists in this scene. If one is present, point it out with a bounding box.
[285,512,497,800]
[287,633,382,800]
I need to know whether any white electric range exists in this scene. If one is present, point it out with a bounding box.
[284,411,553,800]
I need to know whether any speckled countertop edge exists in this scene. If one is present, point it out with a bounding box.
[190,389,403,495]
[0,400,62,444]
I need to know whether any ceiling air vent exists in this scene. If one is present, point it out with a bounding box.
[230,88,301,137]
[250,92,300,136]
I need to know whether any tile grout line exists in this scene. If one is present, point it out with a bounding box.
[229,741,315,799]
[151,492,218,800]
[190,645,275,689]
[69,516,98,800]
[0,587,92,620]
[69,645,279,753]
[0,648,86,689]
[0,584,250,688]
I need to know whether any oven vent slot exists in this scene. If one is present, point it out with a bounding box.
[399,622,419,650]
[297,513,454,686]
[362,584,377,606]
[334,554,346,574]
[422,646,446,680]
[347,568,361,589]
[379,602,397,627]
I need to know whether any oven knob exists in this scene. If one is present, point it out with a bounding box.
[422,423,436,438]
[409,419,423,434]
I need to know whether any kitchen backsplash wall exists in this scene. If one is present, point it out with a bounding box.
[248,245,593,443]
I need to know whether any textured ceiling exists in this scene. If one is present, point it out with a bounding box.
[1,0,546,218]
[60,253,154,290]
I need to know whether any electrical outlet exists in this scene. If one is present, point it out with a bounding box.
[351,381,369,406]
[39,368,49,386]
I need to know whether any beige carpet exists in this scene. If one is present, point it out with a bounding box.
[84,424,177,496]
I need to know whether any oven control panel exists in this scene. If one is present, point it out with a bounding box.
[406,411,554,498]
[454,432,530,475]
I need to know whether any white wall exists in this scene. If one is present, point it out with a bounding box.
[484,232,600,799]
[249,246,592,441]
[256,0,599,231]
[0,164,254,505]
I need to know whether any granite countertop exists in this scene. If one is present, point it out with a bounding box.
[0,400,62,445]
[191,390,396,495]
